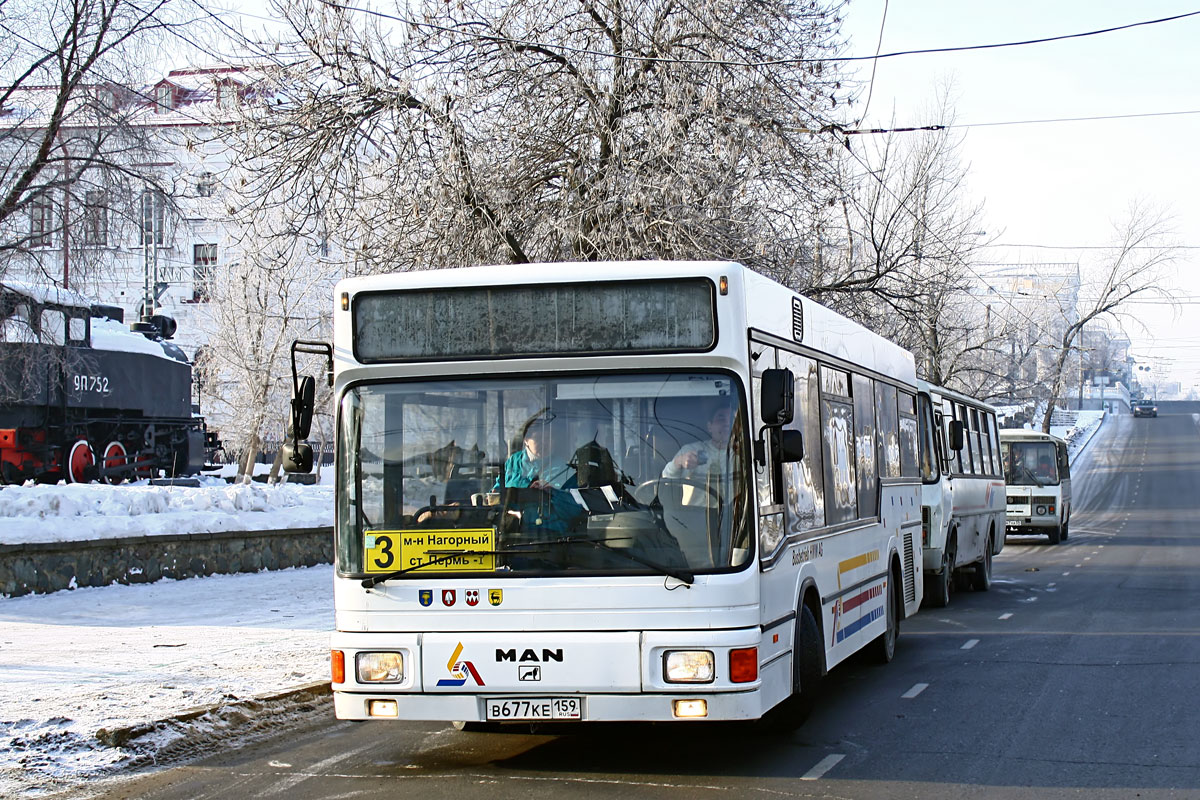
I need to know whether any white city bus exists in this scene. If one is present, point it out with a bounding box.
[916,382,1006,607]
[288,261,924,727]
[999,429,1072,544]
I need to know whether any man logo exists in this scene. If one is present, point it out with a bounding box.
[418,590,433,607]
[465,589,480,606]
[488,589,503,606]
[442,589,456,606]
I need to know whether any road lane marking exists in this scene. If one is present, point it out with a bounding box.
[1063,572,1071,576]
[999,613,1013,620]
[902,683,929,698]
[801,754,846,780]
[962,639,979,650]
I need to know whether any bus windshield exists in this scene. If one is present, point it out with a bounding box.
[336,372,752,579]
[1001,440,1059,486]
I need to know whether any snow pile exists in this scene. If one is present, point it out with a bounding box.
[0,479,333,545]
[0,566,332,798]
[1051,409,1105,460]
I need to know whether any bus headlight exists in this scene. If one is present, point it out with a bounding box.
[357,652,405,683]
[664,650,715,683]
[1035,505,1048,516]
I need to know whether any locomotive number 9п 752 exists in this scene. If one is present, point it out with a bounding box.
[0,280,213,484]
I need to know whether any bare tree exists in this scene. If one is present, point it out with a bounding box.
[0,0,211,263]
[197,202,339,482]
[228,0,854,276]
[806,91,999,392]
[1038,203,1176,432]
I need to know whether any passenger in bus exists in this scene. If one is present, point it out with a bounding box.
[662,404,734,482]
[1035,454,1055,481]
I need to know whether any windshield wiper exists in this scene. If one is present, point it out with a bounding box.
[550,535,695,585]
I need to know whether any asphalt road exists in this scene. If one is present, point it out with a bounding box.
[76,411,1200,800]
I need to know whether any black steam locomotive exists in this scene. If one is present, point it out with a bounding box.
[0,280,214,484]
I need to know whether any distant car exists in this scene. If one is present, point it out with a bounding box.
[1132,400,1158,418]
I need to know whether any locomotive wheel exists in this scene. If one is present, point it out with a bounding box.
[102,441,127,485]
[134,453,155,480]
[67,440,95,484]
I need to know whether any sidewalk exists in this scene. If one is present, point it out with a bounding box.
[0,564,332,797]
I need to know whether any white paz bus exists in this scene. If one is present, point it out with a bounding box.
[916,382,1006,607]
[284,261,924,727]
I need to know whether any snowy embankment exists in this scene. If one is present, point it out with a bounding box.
[0,565,332,798]
[0,473,333,546]
[1052,409,1105,460]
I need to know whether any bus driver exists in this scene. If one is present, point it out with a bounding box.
[663,404,735,482]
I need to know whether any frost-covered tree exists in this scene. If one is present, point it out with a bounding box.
[231,0,854,276]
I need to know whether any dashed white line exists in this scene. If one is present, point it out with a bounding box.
[999,613,1013,620]
[801,754,846,781]
[902,683,929,699]
[962,639,979,650]
[1063,571,1071,576]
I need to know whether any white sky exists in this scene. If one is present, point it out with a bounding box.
[840,1,1200,388]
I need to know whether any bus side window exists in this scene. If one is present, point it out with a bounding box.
[852,374,877,519]
[820,365,857,525]
[779,350,823,531]
[956,402,974,475]
[943,399,961,474]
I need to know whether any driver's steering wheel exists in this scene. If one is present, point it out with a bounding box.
[634,477,722,508]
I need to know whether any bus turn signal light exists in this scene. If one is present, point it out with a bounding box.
[331,649,345,684]
[730,648,758,683]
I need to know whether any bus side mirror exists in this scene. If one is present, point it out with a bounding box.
[948,419,965,451]
[777,430,804,463]
[288,375,316,440]
[282,442,314,474]
[760,368,795,427]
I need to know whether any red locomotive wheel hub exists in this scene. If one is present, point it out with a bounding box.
[67,440,94,483]
[102,441,127,484]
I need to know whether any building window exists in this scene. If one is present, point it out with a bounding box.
[155,84,172,113]
[82,190,107,246]
[139,189,166,246]
[193,243,217,301]
[196,172,216,198]
[29,196,53,247]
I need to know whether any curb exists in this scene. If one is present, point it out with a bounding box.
[96,680,332,748]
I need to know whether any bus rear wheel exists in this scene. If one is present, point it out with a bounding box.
[971,534,993,591]
[872,573,899,664]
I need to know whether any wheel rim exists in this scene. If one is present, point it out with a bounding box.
[102,441,127,485]
[67,440,94,483]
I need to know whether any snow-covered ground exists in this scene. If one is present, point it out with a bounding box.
[0,465,337,796]
[0,565,333,798]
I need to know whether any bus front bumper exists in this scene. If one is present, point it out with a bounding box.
[333,688,768,723]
